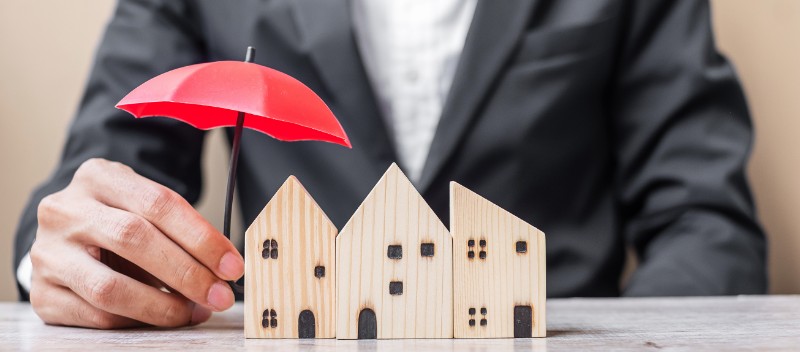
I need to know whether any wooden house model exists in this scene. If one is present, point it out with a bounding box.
[336,163,453,339]
[451,182,546,338]
[244,166,545,339]
[244,176,337,338]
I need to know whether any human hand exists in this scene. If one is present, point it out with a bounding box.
[30,158,243,328]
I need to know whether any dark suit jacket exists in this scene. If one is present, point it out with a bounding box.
[14,0,767,300]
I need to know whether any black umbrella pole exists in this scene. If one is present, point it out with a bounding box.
[223,111,245,293]
[222,47,255,294]
[224,47,255,238]
[223,112,244,241]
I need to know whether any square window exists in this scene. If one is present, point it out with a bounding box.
[479,239,487,247]
[467,239,475,247]
[516,241,527,253]
[389,281,403,295]
[420,243,435,257]
[468,319,476,327]
[479,250,487,259]
[468,250,475,259]
[480,307,487,315]
[314,266,325,278]
[480,319,487,326]
[387,245,402,259]
[468,308,476,315]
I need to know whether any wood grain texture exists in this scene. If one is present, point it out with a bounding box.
[5,297,800,350]
[336,163,453,339]
[450,182,546,338]
[244,176,337,338]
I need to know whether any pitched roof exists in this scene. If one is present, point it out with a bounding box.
[449,181,544,240]
[245,175,336,237]
[337,163,448,239]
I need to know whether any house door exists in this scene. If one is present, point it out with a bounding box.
[513,305,533,338]
[298,310,315,338]
[357,308,377,339]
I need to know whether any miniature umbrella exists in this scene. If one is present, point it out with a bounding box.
[116,47,351,291]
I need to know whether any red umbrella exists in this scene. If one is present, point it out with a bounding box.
[117,48,350,147]
[116,47,350,291]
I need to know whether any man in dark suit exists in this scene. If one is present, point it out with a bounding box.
[15,0,766,328]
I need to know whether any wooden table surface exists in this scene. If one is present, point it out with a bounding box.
[1,296,798,351]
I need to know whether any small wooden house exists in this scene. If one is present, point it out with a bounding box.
[450,182,546,338]
[244,176,337,339]
[336,163,453,339]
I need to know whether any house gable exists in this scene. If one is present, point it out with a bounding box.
[336,163,453,339]
[244,176,337,338]
[450,182,546,338]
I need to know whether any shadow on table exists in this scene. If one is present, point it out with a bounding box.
[547,329,606,337]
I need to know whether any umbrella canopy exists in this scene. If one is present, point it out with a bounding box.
[116,59,350,147]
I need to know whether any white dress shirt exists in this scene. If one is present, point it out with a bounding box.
[352,0,477,182]
[17,0,477,292]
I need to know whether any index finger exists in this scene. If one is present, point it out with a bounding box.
[75,159,244,282]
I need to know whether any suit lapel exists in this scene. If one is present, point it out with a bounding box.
[293,0,398,165]
[417,0,537,193]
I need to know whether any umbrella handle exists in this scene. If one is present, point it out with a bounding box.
[224,111,245,294]
[223,46,256,295]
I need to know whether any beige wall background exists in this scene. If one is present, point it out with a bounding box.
[0,1,797,301]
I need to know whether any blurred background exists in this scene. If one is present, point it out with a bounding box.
[0,1,797,301]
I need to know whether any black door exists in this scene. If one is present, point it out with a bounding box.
[357,308,377,339]
[298,310,315,338]
[514,305,533,338]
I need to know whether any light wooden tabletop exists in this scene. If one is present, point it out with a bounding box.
[1,296,798,351]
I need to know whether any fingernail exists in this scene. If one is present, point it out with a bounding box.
[191,304,212,325]
[219,251,244,280]
[207,282,234,311]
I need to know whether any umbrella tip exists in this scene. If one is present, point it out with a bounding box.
[245,46,256,63]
